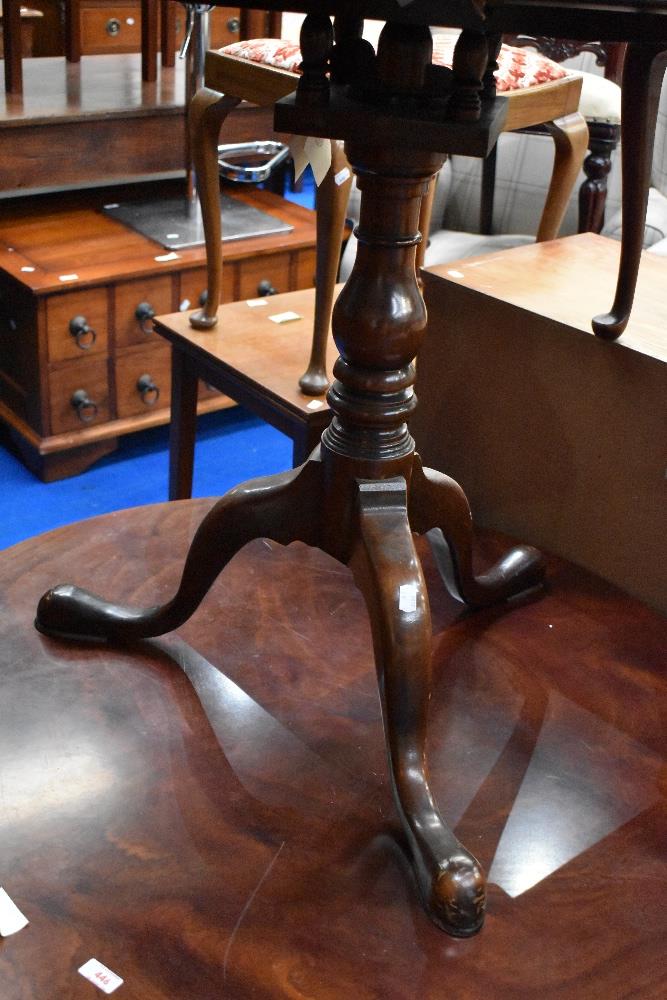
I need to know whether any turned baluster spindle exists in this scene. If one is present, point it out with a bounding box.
[484,32,502,99]
[298,13,334,106]
[331,12,370,85]
[376,21,433,96]
[450,29,488,122]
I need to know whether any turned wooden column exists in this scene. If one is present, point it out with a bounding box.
[318,140,444,560]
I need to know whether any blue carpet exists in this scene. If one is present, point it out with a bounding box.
[0,173,316,551]
[0,409,293,551]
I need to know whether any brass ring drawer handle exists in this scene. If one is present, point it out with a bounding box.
[69,315,97,350]
[137,373,160,407]
[71,389,98,423]
[135,301,156,335]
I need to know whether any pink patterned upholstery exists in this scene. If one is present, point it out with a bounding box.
[221,38,303,73]
[220,36,568,92]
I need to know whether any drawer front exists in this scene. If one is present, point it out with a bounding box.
[237,253,291,301]
[49,358,111,435]
[47,288,109,364]
[209,7,242,49]
[81,5,142,55]
[115,275,174,348]
[80,4,239,55]
[178,267,235,313]
[116,343,171,419]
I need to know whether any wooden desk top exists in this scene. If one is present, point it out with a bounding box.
[0,500,664,997]
[423,233,667,363]
[155,286,339,417]
[0,187,317,294]
[0,54,186,126]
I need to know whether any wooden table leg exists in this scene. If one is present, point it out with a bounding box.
[141,0,159,83]
[298,139,352,395]
[592,42,667,339]
[350,477,486,936]
[188,89,242,330]
[168,346,199,501]
[3,0,23,94]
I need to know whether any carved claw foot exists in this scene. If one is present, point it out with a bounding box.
[430,854,486,937]
[350,476,486,935]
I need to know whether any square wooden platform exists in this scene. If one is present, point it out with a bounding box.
[412,233,667,612]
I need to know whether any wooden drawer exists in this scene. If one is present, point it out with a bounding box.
[81,4,142,55]
[115,343,171,419]
[115,274,174,348]
[237,252,291,300]
[179,266,235,311]
[49,358,111,434]
[46,288,109,364]
[79,3,240,56]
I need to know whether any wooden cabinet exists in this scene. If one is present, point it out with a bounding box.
[0,186,317,480]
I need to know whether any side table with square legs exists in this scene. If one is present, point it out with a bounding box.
[156,288,339,500]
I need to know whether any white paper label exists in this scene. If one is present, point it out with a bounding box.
[246,297,269,308]
[398,584,418,613]
[334,167,351,187]
[304,136,332,186]
[58,273,79,282]
[0,888,29,937]
[268,311,301,324]
[179,298,191,311]
[155,252,180,262]
[288,135,309,182]
[306,399,325,410]
[78,958,124,994]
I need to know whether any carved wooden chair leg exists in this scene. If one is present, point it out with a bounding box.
[188,88,242,330]
[299,139,353,394]
[410,456,546,608]
[537,111,589,242]
[35,457,324,644]
[349,477,486,937]
[579,121,620,233]
[593,43,667,339]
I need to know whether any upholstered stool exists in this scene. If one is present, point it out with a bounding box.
[189,33,586,377]
[188,37,353,396]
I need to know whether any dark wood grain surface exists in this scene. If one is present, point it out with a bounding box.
[1,499,665,997]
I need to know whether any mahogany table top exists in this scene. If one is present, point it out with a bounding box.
[220,0,667,40]
[1,500,665,997]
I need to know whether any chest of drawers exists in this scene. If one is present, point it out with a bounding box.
[0,185,317,480]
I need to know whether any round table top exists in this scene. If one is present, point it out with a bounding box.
[0,499,665,998]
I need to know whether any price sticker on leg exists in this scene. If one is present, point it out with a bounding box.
[78,958,124,994]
